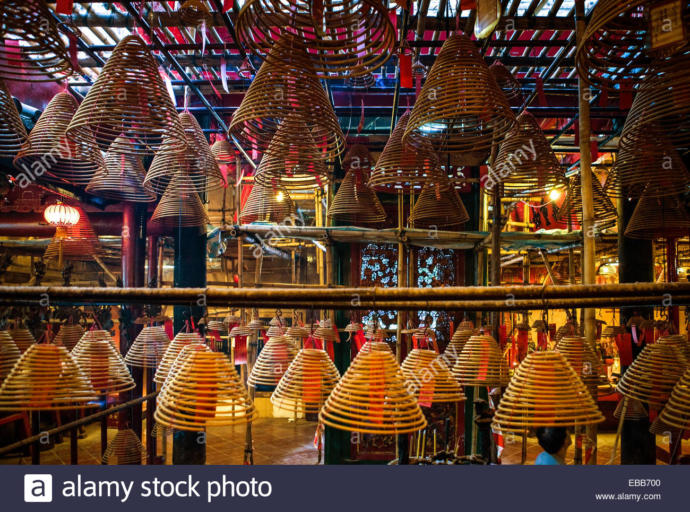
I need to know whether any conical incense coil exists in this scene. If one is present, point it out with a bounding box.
[286,325,309,338]
[354,341,393,362]
[444,328,476,362]
[160,342,212,387]
[451,335,509,387]
[239,181,295,224]
[558,174,617,230]
[0,344,98,411]
[155,351,257,431]
[71,330,112,355]
[401,349,465,404]
[151,422,172,438]
[44,207,103,262]
[614,397,649,420]
[236,0,395,80]
[345,322,363,334]
[270,349,340,414]
[404,33,515,155]
[618,49,690,153]
[0,78,27,158]
[328,167,387,225]
[211,139,235,166]
[14,92,104,186]
[151,173,210,228]
[492,351,605,433]
[602,325,625,338]
[555,336,601,393]
[66,35,186,156]
[368,111,439,192]
[71,337,135,394]
[86,136,155,202]
[346,72,376,89]
[253,114,330,190]
[319,350,427,434]
[228,35,344,158]
[616,343,688,408]
[145,112,225,195]
[0,331,20,382]
[8,327,35,353]
[489,61,523,101]
[53,324,85,351]
[177,0,210,27]
[154,332,206,385]
[657,335,690,360]
[0,0,74,82]
[265,324,284,337]
[124,326,170,369]
[206,321,227,334]
[492,111,564,198]
[624,193,690,240]
[575,0,652,90]
[102,429,144,465]
[409,177,470,229]
[247,317,266,330]
[230,325,252,337]
[248,336,297,387]
[314,320,338,342]
[657,367,690,430]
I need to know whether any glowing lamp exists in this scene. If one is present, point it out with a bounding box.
[548,188,562,201]
[44,202,80,227]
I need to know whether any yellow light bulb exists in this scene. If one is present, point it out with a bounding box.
[548,188,562,201]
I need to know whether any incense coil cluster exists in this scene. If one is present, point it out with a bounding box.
[44,207,103,262]
[624,192,690,239]
[124,326,170,369]
[155,351,257,431]
[451,335,509,387]
[409,177,470,229]
[236,0,395,80]
[102,429,145,465]
[492,351,605,433]
[151,173,210,228]
[66,35,186,156]
[493,111,565,197]
[0,331,20,382]
[0,344,98,411]
[555,336,601,394]
[14,92,105,186]
[239,181,295,224]
[229,35,344,159]
[248,335,297,387]
[616,343,688,408]
[8,327,35,353]
[404,33,515,155]
[489,61,523,102]
[154,332,206,385]
[270,348,341,414]
[87,136,156,202]
[71,335,135,394]
[53,324,85,351]
[657,367,690,430]
[319,350,427,434]
[0,78,27,158]
[368,111,440,191]
[0,0,74,82]
[145,112,225,195]
[559,174,617,230]
[401,349,465,404]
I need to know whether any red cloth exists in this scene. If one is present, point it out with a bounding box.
[400,54,412,89]
[354,330,366,351]
[537,332,548,350]
[164,319,174,340]
[234,335,247,365]
[223,0,234,11]
[616,333,634,367]
[56,0,73,15]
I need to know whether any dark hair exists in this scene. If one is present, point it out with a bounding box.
[535,427,568,454]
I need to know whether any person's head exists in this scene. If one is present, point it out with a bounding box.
[535,427,571,458]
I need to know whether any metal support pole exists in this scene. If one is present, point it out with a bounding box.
[667,238,679,331]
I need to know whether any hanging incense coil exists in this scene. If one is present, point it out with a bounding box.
[491,351,605,433]
[657,335,690,360]
[493,110,565,197]
[286,325,309,339]
[346,72,376,89]
[558,174,617,230]
[66,35,186,156]
[345,322,362,334]
[86,136,155,202]
[247,335,297,387]
[160,343,211,386]
[555,336,601,394]
[151,422,172,438]
[619,49,690,153]
[314,320,338,342]
[319,350,427,434]
[151,173,210,228]
[8,327,35,353]
[247,317,266,330]
[123,326,170,369]
[145,112,225,195]
[211,139,235,166]
[601,325,625,338]
[102,429,145,465]
[404,33,515,155]
[0,331,20,382]
[14,92,104,186]
[44,206,103,262]
[355,341,393,361]
[253,114,330,190]
[0,0,74,82]
[236,0,395,80]
[617,343,688,408]
[0,78,27,158]
[489,61,523,102]
[71,336,135,394]
[265,325,284,338]
[239,181,295,224]
[154,332,206,385]
[444,329,476,360]
[71,330,112,355]
[368,111,439,192]
[409,176,470,229]
[0,344,98,411]
[657,367,690,430]
[228,35,344,158]
[401,349,466,404]
[53,324,85,351]
[451,335,509,387]
[270,348,340,414]
[575,0,662,91]
[206,320,226,334]
[614,397,649,420]
[177,0,210,27]
[230,325,252,337]
[329,166,387,225]
[624,193,690,240]
[155,351,257,431]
